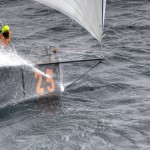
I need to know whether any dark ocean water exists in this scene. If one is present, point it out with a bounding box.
[0,0,150,149]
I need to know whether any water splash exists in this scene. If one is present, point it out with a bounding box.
[0,46,51,78]
[60,84,65,92]
[0,46,65,91]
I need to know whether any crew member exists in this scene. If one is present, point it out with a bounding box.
[0,25,11,46]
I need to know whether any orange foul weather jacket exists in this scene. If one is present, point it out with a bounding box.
[0,31,11,46]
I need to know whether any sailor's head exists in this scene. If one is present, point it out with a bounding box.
[2,25,10,33]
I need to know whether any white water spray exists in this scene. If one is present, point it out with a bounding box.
[0,46,65,91]
[0,46,52,78]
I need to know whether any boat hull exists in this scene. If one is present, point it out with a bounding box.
[0,64,60,104]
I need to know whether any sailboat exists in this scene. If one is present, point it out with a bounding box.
[33,0,107,65]
[32,0,107,91]
[0,0,107,101]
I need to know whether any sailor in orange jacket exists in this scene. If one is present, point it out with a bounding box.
[0,25,11,46]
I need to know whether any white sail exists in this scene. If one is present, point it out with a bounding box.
[34,0,106,42]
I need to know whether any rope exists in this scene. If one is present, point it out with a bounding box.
[62,48,117,92]
[63,33,116,93]
[64,59,102,92]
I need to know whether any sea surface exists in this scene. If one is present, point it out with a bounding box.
[0,0,150,149]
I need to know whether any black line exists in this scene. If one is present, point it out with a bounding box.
[64,60,102,92]
[36,58,104,66]
[21,69,26,97]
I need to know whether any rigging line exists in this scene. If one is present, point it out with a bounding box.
[61,43,114,93]
[62,52,114,93]
[36,57,104,65]
[64,59,103,92]
[30,50,100,58]
[0,19,17,55]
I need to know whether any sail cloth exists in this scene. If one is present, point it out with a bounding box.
[34,0,107,42]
